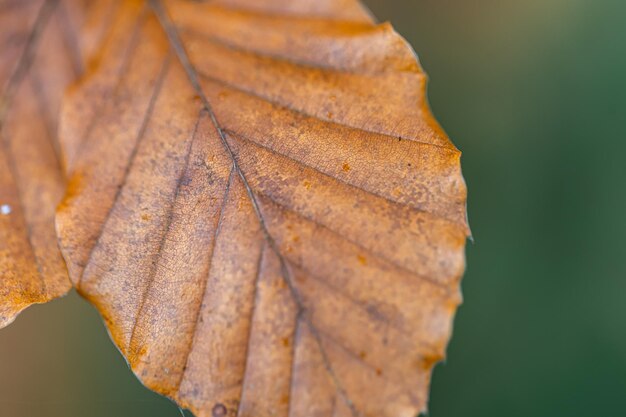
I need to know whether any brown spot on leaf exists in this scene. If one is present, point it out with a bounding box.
[212,403,227,417]
[419,353,444,370]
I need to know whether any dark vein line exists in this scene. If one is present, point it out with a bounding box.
[176,165,235,391]
[235,242,265,417]
[56,0,84,78]
[77,52,171,288]
[149,1,359,415]
[253,192,447,290]
[28,72,64,177]
[297,259,449,338]
[294,260,447,379]
[67,4,148,170]
[318,328,420,404]
[128,108,204,358]
[225,128,464,228]
[286,313,303,417]
[198,72,455,151]
[319,327,391,374]
[0,0,58,297]
[289,261,407,334]
[0,0,57,129]
[300,310,360,416]
[181,27,392,76]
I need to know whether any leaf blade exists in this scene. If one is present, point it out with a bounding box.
[0,0,90,328]
[57,0,469,415]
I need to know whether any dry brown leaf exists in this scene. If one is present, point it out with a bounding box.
[0,0,93,328]
[56,0,470,416]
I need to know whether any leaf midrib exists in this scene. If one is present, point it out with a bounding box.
[149,0,360,414]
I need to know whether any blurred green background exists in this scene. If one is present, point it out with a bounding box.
[2,0,625,416]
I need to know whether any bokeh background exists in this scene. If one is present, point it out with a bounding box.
[2,0,625,416]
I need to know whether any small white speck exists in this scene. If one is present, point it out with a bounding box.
[1,204,11,215]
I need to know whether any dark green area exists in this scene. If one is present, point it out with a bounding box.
[0,294,182,417]
[1,1,625,416]
[365,0,626,416]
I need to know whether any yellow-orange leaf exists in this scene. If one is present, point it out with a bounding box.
[0,0,90,328]
[57,0,470,416]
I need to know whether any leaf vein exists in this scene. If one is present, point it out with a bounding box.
[176,164,235,391]
[235,242,265,417]
[128,106,204,358]
[68,4,149,169]
[198,71,455,151]
[150,1,359,414]
[225,128,464,227]
[254,192,447,290]
[77,52,171,288]
[182,27,389,76]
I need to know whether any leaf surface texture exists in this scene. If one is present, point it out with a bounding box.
[56,1,470,416]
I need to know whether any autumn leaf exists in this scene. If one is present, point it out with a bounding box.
[56,0,470,416]
[0,0,92,328]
